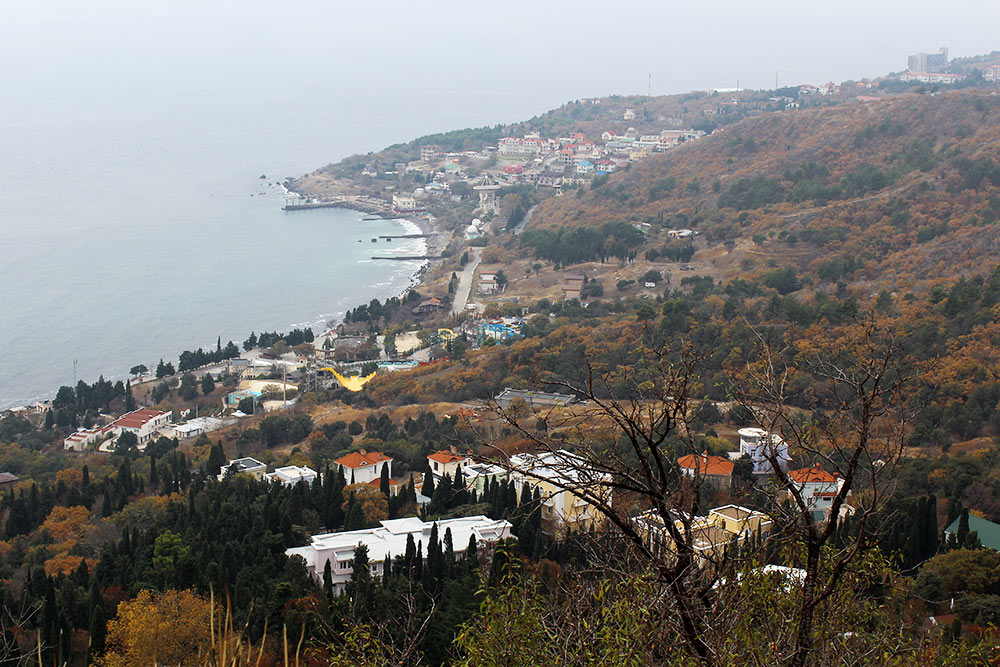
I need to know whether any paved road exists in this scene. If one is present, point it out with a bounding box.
[512,205,535,236]
[451,247,483,315]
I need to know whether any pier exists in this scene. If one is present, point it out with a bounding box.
[371,255,442,261]
[282,194,394,215]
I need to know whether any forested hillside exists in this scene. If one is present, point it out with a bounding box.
[529,91,1000,292]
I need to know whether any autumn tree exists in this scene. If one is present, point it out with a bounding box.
[99,589,213,667]
[342,483,389,526]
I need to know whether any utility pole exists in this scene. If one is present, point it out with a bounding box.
[648,72,651,97]
[73,358,78,387]
[775,70,779,90]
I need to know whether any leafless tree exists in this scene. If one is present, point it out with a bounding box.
[477,315,919,666]
[481,345,742,663]
[733,316,920,667]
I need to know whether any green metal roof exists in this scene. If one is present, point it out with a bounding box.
[945,514,1000,551]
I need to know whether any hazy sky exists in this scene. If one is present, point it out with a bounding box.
[3,0,998,128]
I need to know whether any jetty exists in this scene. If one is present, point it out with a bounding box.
[378,234,432,240]
[371,255,442,261]
[282,194,394,215]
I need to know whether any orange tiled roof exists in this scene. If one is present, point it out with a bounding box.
[428,450,468,465]
[788,465,838,484]
[677,452,734,477]
[335,450,392,469]
[111,408,168,429]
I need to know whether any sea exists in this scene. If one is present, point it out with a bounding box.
[0,1,574,410]
[4,1,958,410]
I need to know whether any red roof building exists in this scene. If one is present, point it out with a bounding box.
[677,452,735,487]
[427,448,473,479]
[335,450,393,485]
[787,465,837,485]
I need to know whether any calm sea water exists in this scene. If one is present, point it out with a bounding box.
[0,2,575,409]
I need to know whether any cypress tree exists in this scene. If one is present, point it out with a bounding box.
[422,463,435,498]
[958,508,971,547]
[426,522,443,593]
[87,590,106,659]
[926,494,939,557]
[465,534,478,569]
[443,527,455,576]
[81,465,89,487]
[323,559,334,602]
[404,534,416,577]
[345,493,365,530]
[414,541,423,580]
[504,480,517,517]
[379,464,391,497]
[406,475,417,504]
[124,380,136,411]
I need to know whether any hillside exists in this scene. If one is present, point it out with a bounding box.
[526,90,1000,294]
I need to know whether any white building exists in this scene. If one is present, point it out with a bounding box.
[65,408,171,451]
[335,450,393,485]
[786,465,845,519]
[734,427,790,474]
[173,416,225,440]
[420,144,440,161]
[285,515,513,593]
[428,449,473,481]
[463,462,508,494]
[508,450,610,534]
[63,427,108,452]
[266,465,318,487]
[392,194,418,212]
[218,457,267,482]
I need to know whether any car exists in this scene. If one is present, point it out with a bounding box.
[680,265,694,271]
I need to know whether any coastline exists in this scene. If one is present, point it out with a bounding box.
[1,197,439,413]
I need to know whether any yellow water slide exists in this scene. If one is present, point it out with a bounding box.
[438,328,457,341]
[317,367,377,392]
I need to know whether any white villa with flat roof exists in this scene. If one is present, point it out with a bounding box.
[286,515,512,593]
[218,457,267,481]
[265,465,318,487]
